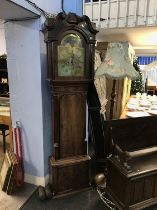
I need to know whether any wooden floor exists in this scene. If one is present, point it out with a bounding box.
[20,187,157,210]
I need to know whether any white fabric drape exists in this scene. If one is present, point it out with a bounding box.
[94,50,108,116]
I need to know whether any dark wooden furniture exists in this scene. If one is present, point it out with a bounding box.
[107,155,157,210]
[0,124,9,153]
[87,80,131,172]
[43,12,97,196]
[0,58,9,97]
[105,116,157,210]
[147,85,157,96]
[87,84,106,173]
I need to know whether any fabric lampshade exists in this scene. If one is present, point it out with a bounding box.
[95,42,139,80]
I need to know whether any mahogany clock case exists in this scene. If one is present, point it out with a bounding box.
[43,12,97,196]
[43,12,97,83]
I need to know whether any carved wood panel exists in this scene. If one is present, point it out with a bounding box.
[59,93,87,158]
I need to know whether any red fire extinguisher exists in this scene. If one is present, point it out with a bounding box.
[14,122,24,187]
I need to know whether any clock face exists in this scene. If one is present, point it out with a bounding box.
[58,33,85,77]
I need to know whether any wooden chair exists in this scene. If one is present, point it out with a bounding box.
[0,124,9,153]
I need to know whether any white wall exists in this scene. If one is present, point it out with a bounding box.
[13,0,82,18]
[0,20,6,55]
[39,31,52,176]
[27,0,59,14]
[5,19,46,178]
[3,0,83,185]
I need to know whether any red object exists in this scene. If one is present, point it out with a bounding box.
[14,126,24,187]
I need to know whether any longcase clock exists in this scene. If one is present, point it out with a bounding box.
[43,12,97,196]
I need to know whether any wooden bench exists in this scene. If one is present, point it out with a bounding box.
[105,116,157,210]
[104,116,157,166]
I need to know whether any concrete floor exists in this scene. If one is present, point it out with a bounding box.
[20,188,157,210]
[20,188,111,210]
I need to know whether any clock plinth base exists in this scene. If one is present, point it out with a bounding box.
[50,155,91,197]
[43,12,97,199]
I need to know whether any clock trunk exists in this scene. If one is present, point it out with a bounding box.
[43,12,97,196]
